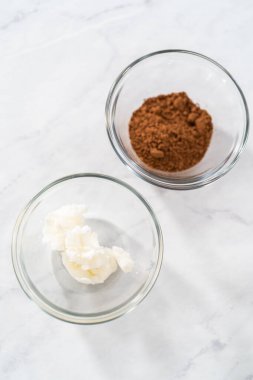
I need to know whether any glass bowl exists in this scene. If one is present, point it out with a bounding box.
[106,50,249,190]
[12,174,163,324]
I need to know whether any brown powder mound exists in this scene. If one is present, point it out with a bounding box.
[129,92,213,172]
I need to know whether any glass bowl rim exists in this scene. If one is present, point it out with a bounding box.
[11,173,164,324]
[105,49,250,190]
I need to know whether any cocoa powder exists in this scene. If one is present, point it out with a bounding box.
[129,92,213,172]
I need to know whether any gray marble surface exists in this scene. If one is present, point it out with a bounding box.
[1,0,253,379]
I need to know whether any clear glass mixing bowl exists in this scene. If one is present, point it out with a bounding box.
[12,174,163,324]
[106,50,249,189]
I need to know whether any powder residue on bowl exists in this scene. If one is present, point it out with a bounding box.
[129,92,213,172]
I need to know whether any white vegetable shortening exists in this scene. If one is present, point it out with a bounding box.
[43,204,134,284]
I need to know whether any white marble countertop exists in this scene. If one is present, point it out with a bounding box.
[1,0,253,379]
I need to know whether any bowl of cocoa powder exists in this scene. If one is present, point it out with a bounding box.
[106,50,249,189]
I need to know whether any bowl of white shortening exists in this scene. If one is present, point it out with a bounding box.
[12,173,163,324]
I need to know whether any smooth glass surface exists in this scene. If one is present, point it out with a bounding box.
[12,174,163,324]
[106,50,249,189]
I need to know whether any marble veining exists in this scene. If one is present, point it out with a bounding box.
[1,0,253,379]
